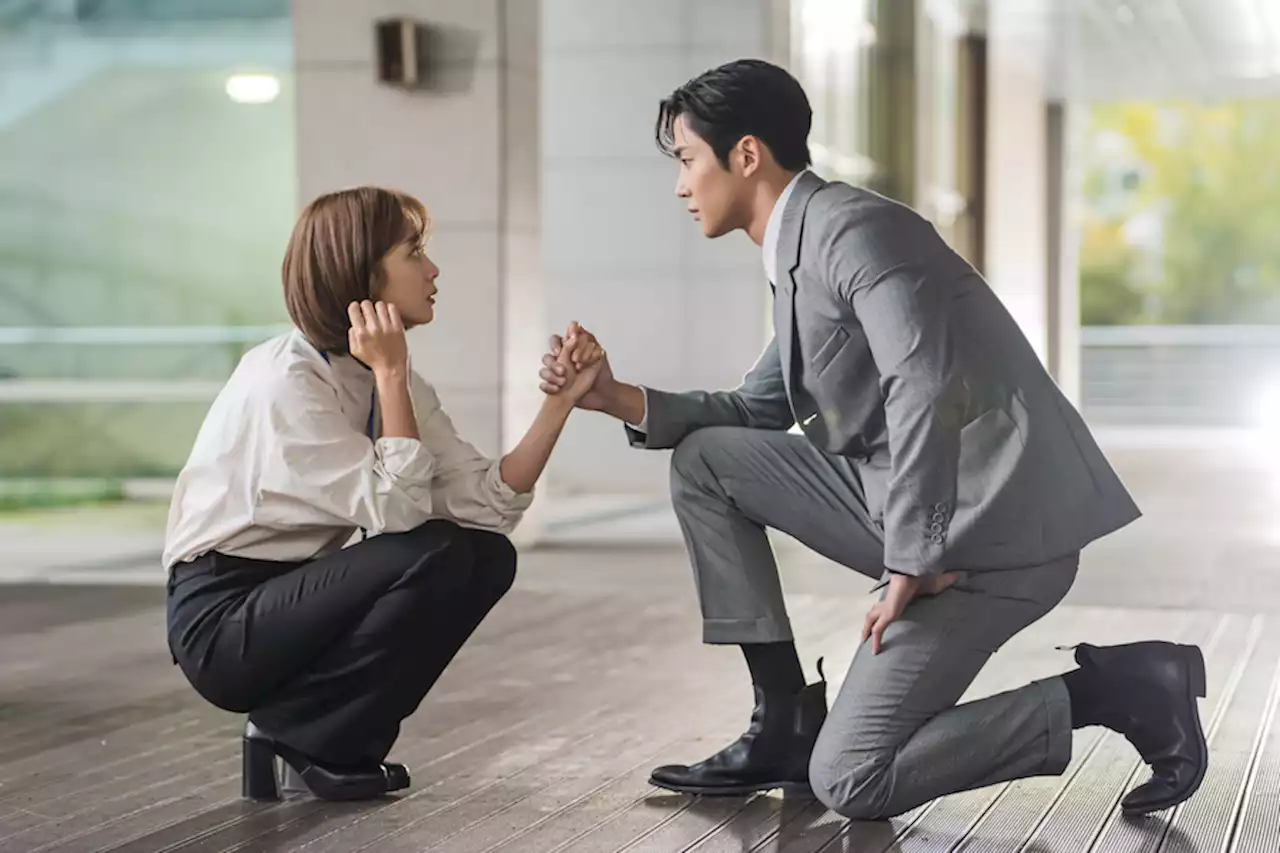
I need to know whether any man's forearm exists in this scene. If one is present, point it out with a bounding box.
[595,380,647,425]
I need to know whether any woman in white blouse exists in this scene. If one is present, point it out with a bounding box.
[163,187,603,802]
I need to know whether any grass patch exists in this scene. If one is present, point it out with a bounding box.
[0,478,127,512]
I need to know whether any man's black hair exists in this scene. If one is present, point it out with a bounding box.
[655,59,812,172]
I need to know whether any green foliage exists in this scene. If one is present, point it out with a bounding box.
[1081,100,1280,325]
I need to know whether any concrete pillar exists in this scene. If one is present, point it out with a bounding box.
[1046,100,1083,404]
[984,3,1049,364]
[293,0,544,536]
[540,0,785,495]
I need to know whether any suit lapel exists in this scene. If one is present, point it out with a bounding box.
[772,171,825,401]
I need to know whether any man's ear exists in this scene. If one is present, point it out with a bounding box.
[736,135,763,177]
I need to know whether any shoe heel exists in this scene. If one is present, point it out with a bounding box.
[1185,645,1207,698]
[242,736,281,801]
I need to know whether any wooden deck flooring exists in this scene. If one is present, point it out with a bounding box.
[1,540,1277,853]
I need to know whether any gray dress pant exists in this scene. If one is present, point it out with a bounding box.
[669,426,1077,820]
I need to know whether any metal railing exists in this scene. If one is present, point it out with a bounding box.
[1,323,1277,426]
[1080,325,1280,428]
[0,325,288,402]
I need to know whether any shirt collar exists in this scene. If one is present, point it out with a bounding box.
[763,170,807,286]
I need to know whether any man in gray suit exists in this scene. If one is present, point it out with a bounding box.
[540,59,1207,820]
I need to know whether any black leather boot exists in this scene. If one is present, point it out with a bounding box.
[649,659,827,796]
[242,721,410,802]
[1068,641,1208,815]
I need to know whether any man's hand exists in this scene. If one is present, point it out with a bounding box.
[540,322,615,410]
[861,570,960,654]
[558,329,606,403]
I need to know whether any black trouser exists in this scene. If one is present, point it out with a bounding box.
[166,519,516,767]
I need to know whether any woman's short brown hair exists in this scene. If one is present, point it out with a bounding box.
[282,187,430,354]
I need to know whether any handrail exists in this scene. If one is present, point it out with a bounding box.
[0,325,291,345]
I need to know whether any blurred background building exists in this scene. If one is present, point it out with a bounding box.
[3,0,1280,549]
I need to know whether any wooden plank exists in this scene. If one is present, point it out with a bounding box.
[0,556,1274,853]
[1082,616,1280,853]
[1227,628,1280,853]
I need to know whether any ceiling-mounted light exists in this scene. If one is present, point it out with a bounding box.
[225,74,280,105]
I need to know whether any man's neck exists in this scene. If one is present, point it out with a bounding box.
[745,169,801,246]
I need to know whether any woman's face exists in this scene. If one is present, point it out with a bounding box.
[377,241,439,328]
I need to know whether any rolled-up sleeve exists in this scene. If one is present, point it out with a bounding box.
[251,373,437,535]
[412,376,533,534]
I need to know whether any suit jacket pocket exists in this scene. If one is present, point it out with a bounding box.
[810,327,850,376]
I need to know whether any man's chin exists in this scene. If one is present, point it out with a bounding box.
[700,220,731,239]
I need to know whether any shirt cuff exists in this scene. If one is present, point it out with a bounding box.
[484,458,535,510]
[626,386,650,433]
[374,436,434,484]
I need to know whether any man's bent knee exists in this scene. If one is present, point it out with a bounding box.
[669,427,740,501]
[809,750,896,821]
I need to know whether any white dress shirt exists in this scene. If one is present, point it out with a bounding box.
[630,170,809,431]
[162,329,532,569]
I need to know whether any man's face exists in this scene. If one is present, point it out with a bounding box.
[672,115,745,239]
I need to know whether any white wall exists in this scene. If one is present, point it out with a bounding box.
[295,0,801,504]
[293,0,546,537]
[294,0,536,451]
[540,0,788,495]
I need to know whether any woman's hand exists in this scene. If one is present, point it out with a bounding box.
[348,300,409,377]
[540,322,617,411]
[556,326,606,404]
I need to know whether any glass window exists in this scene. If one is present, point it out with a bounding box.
[0,0,295,478]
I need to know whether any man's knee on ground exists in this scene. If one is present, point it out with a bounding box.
[809,749,895,822]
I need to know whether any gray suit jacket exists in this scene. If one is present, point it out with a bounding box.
[627,171,1140,576]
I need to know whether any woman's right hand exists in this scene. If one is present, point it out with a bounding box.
[557,331,605,403]
[348,300,409,377]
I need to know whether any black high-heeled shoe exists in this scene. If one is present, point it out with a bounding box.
[241,721,410,802]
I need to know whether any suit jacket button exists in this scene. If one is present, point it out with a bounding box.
[932,512,945,523]
[929,522,943,533]
[930,534,944,544]
[934,502,947,512]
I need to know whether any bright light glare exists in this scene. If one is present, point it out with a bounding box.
[1253,382,1280,431]
[799,0,877,57]
[225,74,280,105]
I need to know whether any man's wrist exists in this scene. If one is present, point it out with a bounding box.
[585,378,620,412]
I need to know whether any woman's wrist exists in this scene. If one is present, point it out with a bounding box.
[373,364,408,386]
[540,392,576,417]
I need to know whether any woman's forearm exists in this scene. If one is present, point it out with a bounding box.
[498,396,576,494]
[375,367,420,440]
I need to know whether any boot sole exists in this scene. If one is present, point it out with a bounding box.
[1120,644,1209,816]
[648,777,814,798]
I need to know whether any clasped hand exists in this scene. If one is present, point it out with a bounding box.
[539,322,612,408]
[542,321,606,404]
